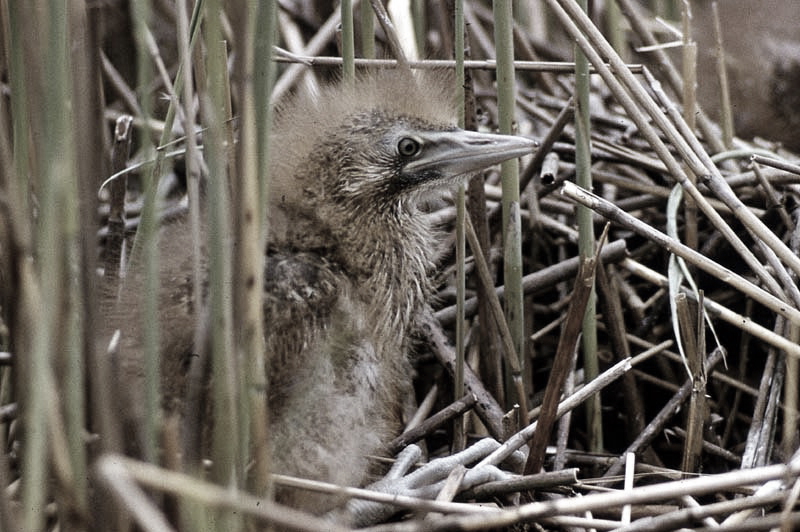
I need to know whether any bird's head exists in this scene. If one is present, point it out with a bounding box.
[318,108,535,210]
[271,70,535,218]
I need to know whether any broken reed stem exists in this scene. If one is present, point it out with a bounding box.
[675,293,706,476]
[519,96,573,193]
[105,115,134,284]
[525,253,598,475]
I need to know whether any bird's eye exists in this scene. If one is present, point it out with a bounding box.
[397,137,422,157]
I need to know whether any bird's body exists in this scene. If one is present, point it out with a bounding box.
[265,73,462,509]
[106,70,534,519]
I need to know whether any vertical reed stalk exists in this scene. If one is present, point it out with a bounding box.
[711,1,733,149]
[256,3,278,233]
[681,0,698,252]
[574,0,602,453]
[229,0,275,498]
[360,1,375,58]
[493,0,525,407]
[786,324,800,459]
[252,5,280,500]
[9,0,93,528]
[341,0,355,81]
[176,0,206,380]
[606,0,626,58]
[16,1,64,527]
[63,6,95,522]
[453,0,467,453]
[5,3,30,222]
[129,0,162,466]
[411,0,426,54]
[202,2,240,512]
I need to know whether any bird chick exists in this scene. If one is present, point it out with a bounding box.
[264,70,533,514]
[105,69,534,520]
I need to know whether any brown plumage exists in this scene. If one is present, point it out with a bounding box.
[106,70,534,520]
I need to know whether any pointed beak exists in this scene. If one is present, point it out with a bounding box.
[404,129,536,178]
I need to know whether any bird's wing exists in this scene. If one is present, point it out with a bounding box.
[262,249,343,393]
[263,249,341,325]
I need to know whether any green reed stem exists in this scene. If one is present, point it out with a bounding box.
[493,0,526,407]
[574,0,602,454]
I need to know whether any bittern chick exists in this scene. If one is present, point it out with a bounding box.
[106,70,534,520]
[264,70,533,514]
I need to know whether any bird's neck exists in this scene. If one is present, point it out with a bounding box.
[336,206,435,345]
[337,205,434,289]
